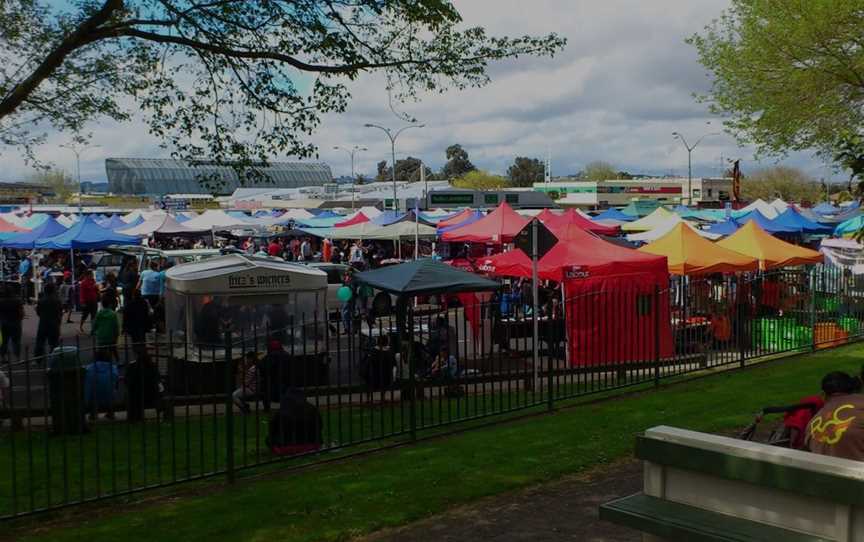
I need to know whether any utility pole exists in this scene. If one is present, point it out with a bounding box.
[364,122,425,212]
[672,131,719,205]
[334,145,367,210]
[60,142,101,214]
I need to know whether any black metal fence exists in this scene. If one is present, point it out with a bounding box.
[2,264,863,520]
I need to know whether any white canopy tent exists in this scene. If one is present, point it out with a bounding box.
[120,214,211,236]
[182,210,249,230]
[626,215,722,243]
[737,199,779,219]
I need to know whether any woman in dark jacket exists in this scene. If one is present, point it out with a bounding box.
[123,288,152,347]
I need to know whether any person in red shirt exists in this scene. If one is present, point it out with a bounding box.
[78,269,100,333]
[267,239,281,257]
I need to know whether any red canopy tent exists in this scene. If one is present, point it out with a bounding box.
[483,224,672,366]
[0,217,28,233]
[440,203,530,243]
[334,212,369,228]
[537,208,619,236]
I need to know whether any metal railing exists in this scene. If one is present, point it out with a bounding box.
[2,265,863,519]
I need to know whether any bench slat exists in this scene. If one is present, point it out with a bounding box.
[600,493,830,542]
[636,436,864,506]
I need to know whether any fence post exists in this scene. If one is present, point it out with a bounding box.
[653,285,660,387]
[224,330,235,484]
[407,304,417,442]
[810,267,818,352]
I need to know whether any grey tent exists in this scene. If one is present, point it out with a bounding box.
[355,258,499,296]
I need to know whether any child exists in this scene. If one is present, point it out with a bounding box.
[92,295,120,361]
[232,351,259,414]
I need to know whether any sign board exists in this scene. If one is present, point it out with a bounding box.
[514,219,558,259]
[159,198,189,211]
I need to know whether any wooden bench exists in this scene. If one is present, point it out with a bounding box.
[600,425,864,541]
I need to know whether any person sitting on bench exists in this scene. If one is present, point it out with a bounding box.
[806,371,864,461]
[266,388,322,456]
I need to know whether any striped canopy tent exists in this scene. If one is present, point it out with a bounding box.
[638,222,758,276]
[717,221,823,270]
[1,217,66,248]
[334,211,370,228]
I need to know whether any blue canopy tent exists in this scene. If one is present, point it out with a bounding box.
[22,214,49,229]
[1,217,68,249]
[295,215,345,228]
[813,202,837,215]
[835,215,864,237]
[594,208,636,222]
[117,215,146,229]
[371,211,405,226]
[312,210,342,219]
[227,211,250,221]
[735,210,799,234]
[101,215,129,230]
[773,207,832,233]
[173,214,191,223]
[36,215,141,250]
[706,219,740,237]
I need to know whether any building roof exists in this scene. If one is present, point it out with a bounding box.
[105,158,332,196]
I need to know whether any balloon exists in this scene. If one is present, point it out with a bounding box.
[337,286,353,302]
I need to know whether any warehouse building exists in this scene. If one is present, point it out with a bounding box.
[533,177,733,208]
[105,158,332,196]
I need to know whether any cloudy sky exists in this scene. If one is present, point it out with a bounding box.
[0,0,838,184]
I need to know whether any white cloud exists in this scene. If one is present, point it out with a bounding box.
[0,0,839,184]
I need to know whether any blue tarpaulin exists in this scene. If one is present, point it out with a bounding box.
[812,202,837,215]
[36,215,141,249]
[2,217,68,249]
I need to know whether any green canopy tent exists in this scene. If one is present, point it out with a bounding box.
[355,258,499,296]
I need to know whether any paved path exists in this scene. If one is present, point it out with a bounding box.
[363,460,641,542]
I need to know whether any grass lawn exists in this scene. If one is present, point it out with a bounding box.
[7,344,864,542]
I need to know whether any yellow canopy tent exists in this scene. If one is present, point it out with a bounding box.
[716,221,823,270]
[621,207,674,232]
[638,222,759,276]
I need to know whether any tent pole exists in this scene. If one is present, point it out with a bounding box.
[531,219,539,392]
[561,282,569,366]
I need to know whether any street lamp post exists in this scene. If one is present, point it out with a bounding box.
[333,145,367,210]
[60,143,101,214]
[672,131,720,206]
[364,123,424,213]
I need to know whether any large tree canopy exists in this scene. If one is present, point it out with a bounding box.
[507,156,544,187]
[0,1,564,187]
[689,0,864,159]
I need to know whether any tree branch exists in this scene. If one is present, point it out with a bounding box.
[0,0,125,120]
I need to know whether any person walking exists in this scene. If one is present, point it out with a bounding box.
[137,260,164,310]
[92,295,120,361]
[0,287,24,363]
[34,282,62,359]
[78,269,99,333]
